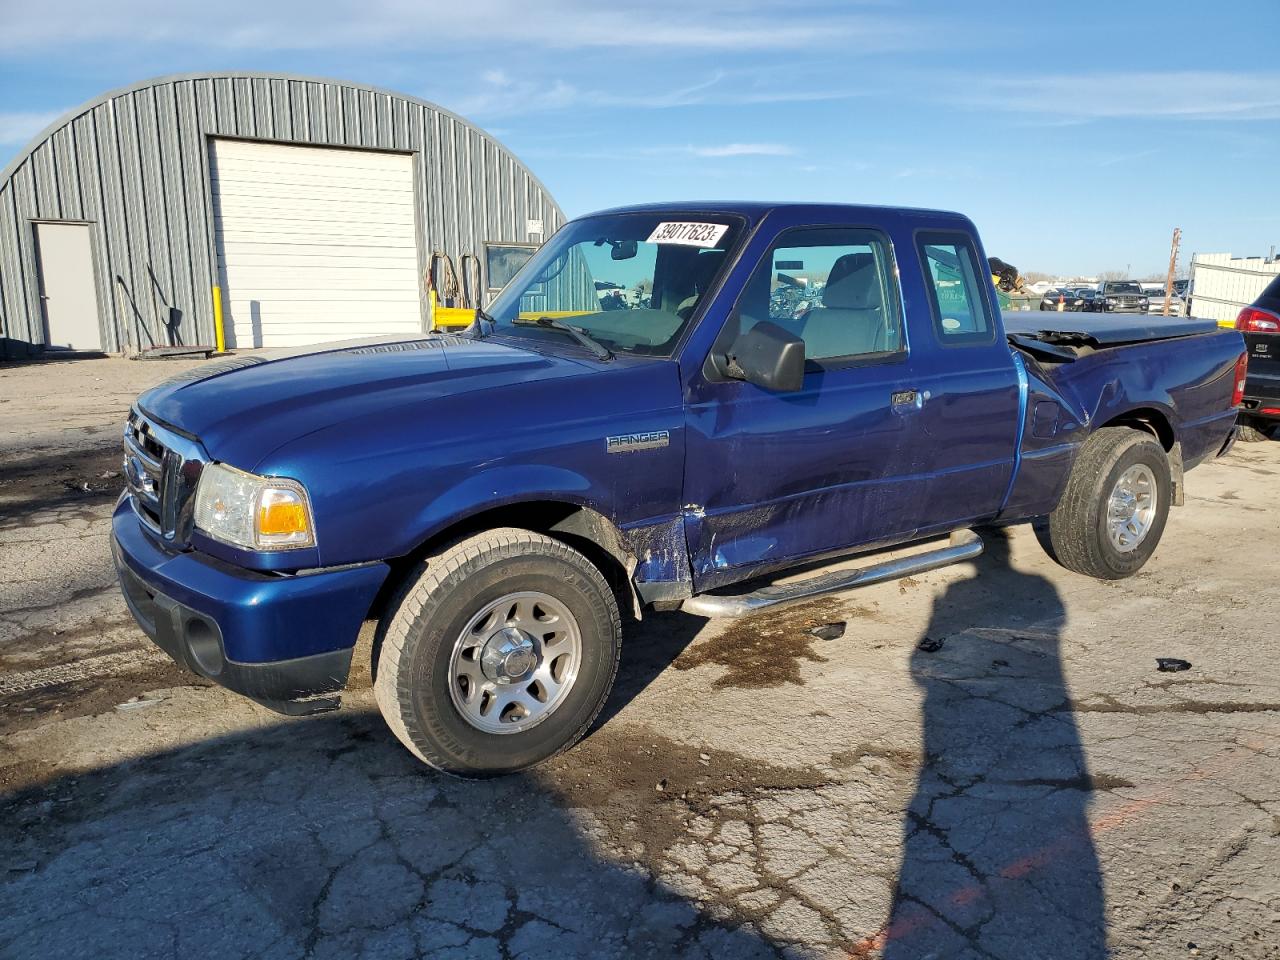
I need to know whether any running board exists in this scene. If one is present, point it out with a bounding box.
[680,530,984,618]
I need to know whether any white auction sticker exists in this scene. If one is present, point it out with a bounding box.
[646,221,729,247]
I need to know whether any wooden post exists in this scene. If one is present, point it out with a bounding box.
[1163,228,1181,317]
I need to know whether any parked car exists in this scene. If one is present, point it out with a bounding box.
[1235,274,1280,441]
[111,202,1246,776]
[1039,288,1096,312]
[1072,288,1101,312]
[1140,283,1186,316]
[1096,281,1150,313]
[1038,287,1073,311]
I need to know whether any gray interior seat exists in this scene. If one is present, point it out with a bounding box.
[675,250,726,320]
[797,252,889,359]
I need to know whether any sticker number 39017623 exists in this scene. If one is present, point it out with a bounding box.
[646,222,730,247]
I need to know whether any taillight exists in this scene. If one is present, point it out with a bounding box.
[1236,306,1280,333]
[1231,352,1248,406]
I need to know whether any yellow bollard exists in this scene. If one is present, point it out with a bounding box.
[212,285,227,353]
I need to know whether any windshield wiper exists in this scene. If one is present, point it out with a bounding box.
[512,316,615,361]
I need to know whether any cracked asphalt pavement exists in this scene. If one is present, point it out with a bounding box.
[1,357,1278,959]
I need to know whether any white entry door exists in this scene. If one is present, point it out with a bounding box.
[210,139,422,348]
[34,222,102,351]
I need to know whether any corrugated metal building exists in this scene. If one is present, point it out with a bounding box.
[0,72,565,357]
[1189,251,1280,324]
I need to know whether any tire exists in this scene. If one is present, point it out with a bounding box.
[1237,420,1274,443]
[373,528,621,777]
[1046,427,1172,580]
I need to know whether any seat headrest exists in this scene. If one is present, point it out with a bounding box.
[823,252,881,310]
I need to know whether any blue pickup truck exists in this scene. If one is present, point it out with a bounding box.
[112,202,1247,775]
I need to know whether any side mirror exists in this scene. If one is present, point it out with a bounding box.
[726,321,805,392]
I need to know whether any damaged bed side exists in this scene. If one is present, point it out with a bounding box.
[997,313,1246,524]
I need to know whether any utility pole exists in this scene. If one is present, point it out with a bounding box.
[1163,228,1181,317]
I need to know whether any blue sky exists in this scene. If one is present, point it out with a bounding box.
[1,0,1277,276]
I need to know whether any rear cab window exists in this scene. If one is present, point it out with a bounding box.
[916,232,996,345]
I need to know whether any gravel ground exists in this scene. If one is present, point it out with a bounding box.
[0,356,1277,960]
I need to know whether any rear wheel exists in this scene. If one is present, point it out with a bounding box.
[1237,418,1275,442]
[373,528,621,777]
[1045,427,1171,580]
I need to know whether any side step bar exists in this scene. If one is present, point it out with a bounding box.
[680,529,984,618]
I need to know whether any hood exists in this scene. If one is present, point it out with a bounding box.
[139,334,597,469]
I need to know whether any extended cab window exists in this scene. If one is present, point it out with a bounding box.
[918,234,995,345]
[733,227,903,364]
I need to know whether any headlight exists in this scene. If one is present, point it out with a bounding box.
[193,463,316,551]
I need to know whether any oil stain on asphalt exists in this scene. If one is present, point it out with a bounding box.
[672,599,851,689]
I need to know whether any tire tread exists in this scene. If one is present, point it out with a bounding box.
[373,527,620,774]
[1047,427,1170,580]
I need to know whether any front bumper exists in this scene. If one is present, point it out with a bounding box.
[111,498,390,715]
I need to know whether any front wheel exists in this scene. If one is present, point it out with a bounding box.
[1045,427,1172,580]
[373,528,621,777]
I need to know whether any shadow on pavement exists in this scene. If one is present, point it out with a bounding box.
[0,706,793,960]
[1,527,1115,958]
[880,528,1108,959]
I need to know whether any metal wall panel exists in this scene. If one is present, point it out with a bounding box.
[1189,253,1280,323]
[0,72,565,356]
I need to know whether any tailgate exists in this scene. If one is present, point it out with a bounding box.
[1243,331,1280,403]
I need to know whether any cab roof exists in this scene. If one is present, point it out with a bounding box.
[579,200,973,228]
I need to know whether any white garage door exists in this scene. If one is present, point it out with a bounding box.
[210,139,422,348]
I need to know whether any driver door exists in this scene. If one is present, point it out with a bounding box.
[682,226,932,591]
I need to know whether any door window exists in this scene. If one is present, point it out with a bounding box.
[917,234,995,344]
[733,227,904,364]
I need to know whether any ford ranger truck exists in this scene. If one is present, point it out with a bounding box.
[112,203,1247,776]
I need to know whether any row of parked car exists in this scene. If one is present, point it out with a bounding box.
[1038,280,1188,316]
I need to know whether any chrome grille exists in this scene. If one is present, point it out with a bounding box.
[123,410,205,542]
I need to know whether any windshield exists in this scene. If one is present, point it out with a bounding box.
[485,212,743,357]
[1104,282,1143,295]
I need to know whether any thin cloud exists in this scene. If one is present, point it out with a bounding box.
[948,71,1280,121]
[1097,148,1161,168]
[690,143,795,157]
[448,69,866,118]
[513,142,801,162]
[0,110,66,146]
[0,0,922,55]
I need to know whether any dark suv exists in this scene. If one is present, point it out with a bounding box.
[1236,275,1280,442]
[1095,281,1150,314]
